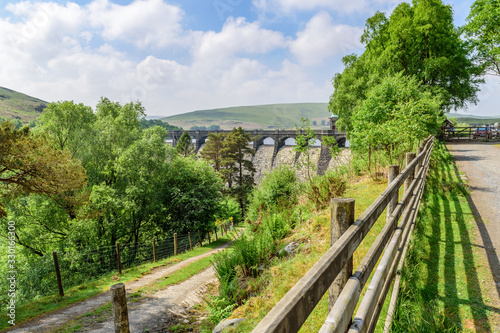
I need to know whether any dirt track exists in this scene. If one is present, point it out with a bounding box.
[4,244,229,333]
[447,142,500,330]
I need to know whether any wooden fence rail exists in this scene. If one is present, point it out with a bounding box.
[252,137,434,333]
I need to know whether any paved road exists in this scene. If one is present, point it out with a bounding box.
[447,142,500,317]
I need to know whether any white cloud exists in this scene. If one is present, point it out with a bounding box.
[87,0,184,48]
[194,17,288,62]
[290,11,363,66]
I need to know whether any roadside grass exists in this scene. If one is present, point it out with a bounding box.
[53,254,218,333]
[391,142,494,332]
[226,178,392,332]
[0,235,233,331]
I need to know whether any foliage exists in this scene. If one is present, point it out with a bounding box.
[307,168,348,210]
[247,165,298,221]
[329,0,483,132]
[463,0,500,76]
[190,125,221,130]
[163,156,224,235]
[140,118,182,131]
[175,131,195,157]
[36,100,96,159]
[216,196,242,224]
[293,118,318,181]
[200,132,226,172]
[349,74,442,169]
[220,127,256,210]
[0,121,87,220]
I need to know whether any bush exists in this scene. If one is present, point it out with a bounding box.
[263,213,291,242]
[307,168,348,210]
[247,166,298,221]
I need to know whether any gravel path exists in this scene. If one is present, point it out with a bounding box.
[5,243,230,333]
[447,142,500,328]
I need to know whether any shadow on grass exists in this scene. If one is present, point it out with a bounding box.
[393,143,494,332]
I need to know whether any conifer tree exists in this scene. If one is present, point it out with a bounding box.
[176,131,195,157]
[200,132,226,172]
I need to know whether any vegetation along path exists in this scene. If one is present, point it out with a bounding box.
[4,242,231,333]
[447,142,500,330]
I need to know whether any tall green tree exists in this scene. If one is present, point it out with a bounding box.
[200,132,226,172]
[329,0,482,132]
[36,100,96,159]
[463,0,500,76]
[175,131,195,157]
[221,127,256,210]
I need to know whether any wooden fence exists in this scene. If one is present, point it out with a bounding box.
[252,137,435,333]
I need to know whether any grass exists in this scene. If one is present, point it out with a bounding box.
[224,177,391,332]
[391,142,497,332]
[160,103,332,130]
[0,236,233,331]
[216,142,498,332]
[0,86,47,123]
[53,252,218,333]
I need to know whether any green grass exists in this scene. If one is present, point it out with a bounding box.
[53,252,218,333]
[224,178,392,332]
[0,236,233,331]
[0,86,47,123]
[391,142,495,332]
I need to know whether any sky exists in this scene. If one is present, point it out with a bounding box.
[0,0,499,118]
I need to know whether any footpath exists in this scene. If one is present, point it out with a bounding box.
[4,243,230,333]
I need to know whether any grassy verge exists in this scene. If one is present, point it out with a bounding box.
[392,142,495,332]
[223,178,391,332]
[0,236,233,331]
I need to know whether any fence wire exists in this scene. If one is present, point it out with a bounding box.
[7,228,226,304]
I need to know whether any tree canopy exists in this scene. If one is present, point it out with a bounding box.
[463,0,500,76]
[329,0,483,133]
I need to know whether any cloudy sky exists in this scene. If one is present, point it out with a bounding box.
[0,0,498,117]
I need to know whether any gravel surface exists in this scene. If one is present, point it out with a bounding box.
[447,142,500,328]
[5,243,230,333]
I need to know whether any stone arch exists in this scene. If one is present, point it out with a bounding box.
[336,137,346,148]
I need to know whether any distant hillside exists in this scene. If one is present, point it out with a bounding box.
[160,103,332,130]
[448,113,500,125]
[0,86,48,124]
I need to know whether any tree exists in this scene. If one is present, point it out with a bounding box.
[0,121,87,218]
[221,127,256,210]
[200,132,226,172]
[294,118,318,181]
[176,131,195,157]
[163,157,224,234]
[36,100,96,159]
[349,74,441,169]
[463,0,500,76]
[329,0,482,132]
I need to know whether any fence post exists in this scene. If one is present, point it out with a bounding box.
[116,242,122,275]
[53,251,64,297]
[111,283,130,333]
[387,165,400,223]
[328,198,355,312]
[174,233,178,256]
[153,237,157,262]
[404,152,416,194]
[188,232,192,251]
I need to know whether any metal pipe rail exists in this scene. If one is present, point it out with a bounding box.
[252,137,434,333]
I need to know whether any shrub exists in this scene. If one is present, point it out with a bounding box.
[247,166,297,221]
[307,168,348,210]
[263,213,291,242]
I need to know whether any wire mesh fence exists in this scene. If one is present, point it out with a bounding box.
[8,227,230,304]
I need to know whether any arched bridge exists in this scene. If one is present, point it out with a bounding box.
[166,129,346,152]
[166,129,347,175]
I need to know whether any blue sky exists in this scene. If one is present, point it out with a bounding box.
[0,0,498,117]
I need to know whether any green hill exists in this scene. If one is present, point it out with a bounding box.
[0,86,48,124]
[160,103,333,130]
